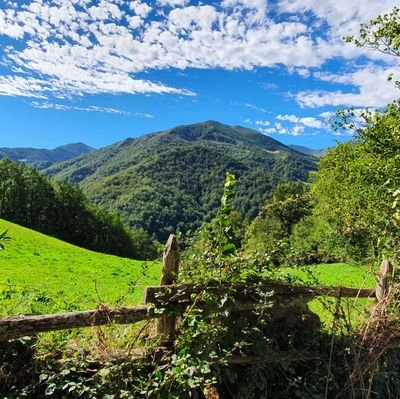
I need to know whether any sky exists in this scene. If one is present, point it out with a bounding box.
[0,0,398,150]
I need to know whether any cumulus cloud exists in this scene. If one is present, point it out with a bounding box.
[276,114,328,129]
[296,66,400,108]
[158,0,189,7]
[0,0,396,103]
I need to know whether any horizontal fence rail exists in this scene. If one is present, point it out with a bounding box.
[144,282,375,304]
[0,235,390,342]
[0,305,153,341]
[0,282,375,341]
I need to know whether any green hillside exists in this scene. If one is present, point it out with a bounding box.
[0,219,161,317]
[46,121,317,241]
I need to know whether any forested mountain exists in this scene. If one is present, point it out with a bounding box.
[46,121,317,241]
[288,145,326,157]
[0,142,94,170]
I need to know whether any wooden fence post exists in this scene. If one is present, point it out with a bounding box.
[157,234,180,345]
[376,259,394,301]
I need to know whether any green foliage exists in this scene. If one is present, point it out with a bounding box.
[289,215,346,261]
[244,182,312,265]
[144,175,324,398]
[0,158,159,259]
[300,8,400,262]
[46,121,316,241]
[305,102,400,261]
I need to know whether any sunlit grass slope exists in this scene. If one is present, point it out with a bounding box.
[283,262,376,288]
[280,263,377,328]
[0,219,161,317]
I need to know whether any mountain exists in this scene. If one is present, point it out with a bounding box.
[0,142,94,170]
[289,145,325,158]
[46,121,317,241]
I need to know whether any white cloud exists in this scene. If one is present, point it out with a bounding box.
[0,0,396,101]
[290,125,305,136]
[277,114,328,129]
[255,120,270,126]
[258,127,277,135]
[133,112,154,118]
[246,103,268,113]
[130,1,152,18]
[319,111,335,119]
[31,101,130,115]
[158,0,189,7]
[296,66,400,108]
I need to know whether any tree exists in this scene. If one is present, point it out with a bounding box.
[0,159,158,259]
[305,7,400,260]
[244,182,311,262]
[345,7,400,58]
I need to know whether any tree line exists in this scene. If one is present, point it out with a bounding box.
[0,158,158,260]
[244,7,400,265]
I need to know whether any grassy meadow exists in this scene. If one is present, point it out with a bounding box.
[0,219,161,317]
[0,217,377,332]
[278,263,377,328]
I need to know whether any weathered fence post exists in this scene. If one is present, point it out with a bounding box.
[376,259,394,301]
[157,234,180,345]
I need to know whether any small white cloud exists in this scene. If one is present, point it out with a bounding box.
[133,112,154,118]
[276,113,329,130]
[158,0,188,7]
[318,111,335,119]
[246,103,268,113]
[258,127,277,135]
[255,120,270,126]
[31,101,130,115]
[130,1,151,18]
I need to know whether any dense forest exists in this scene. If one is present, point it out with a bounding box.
[0,158,158,259]
[45,121,317,241]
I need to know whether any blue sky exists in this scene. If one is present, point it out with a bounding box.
[0,0,398,150]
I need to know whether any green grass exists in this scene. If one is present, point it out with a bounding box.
[0,219,161,317]
[278,263,377,328]
[0,217,378,337]
[281,262,376,288]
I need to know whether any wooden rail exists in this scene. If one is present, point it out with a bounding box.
[144,283,375,304]
[0,305,153,341]
[0,235,391,342]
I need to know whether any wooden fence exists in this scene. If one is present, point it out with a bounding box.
[0,235,392,342]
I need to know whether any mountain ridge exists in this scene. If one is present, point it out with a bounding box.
[45,121,318,240]
[0,142,94,170]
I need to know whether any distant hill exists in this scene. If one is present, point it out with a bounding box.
[0,142,94,170]
[289,145,325,158]
[46,121,317,241]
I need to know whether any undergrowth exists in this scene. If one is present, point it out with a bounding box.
[2,174,400,398]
